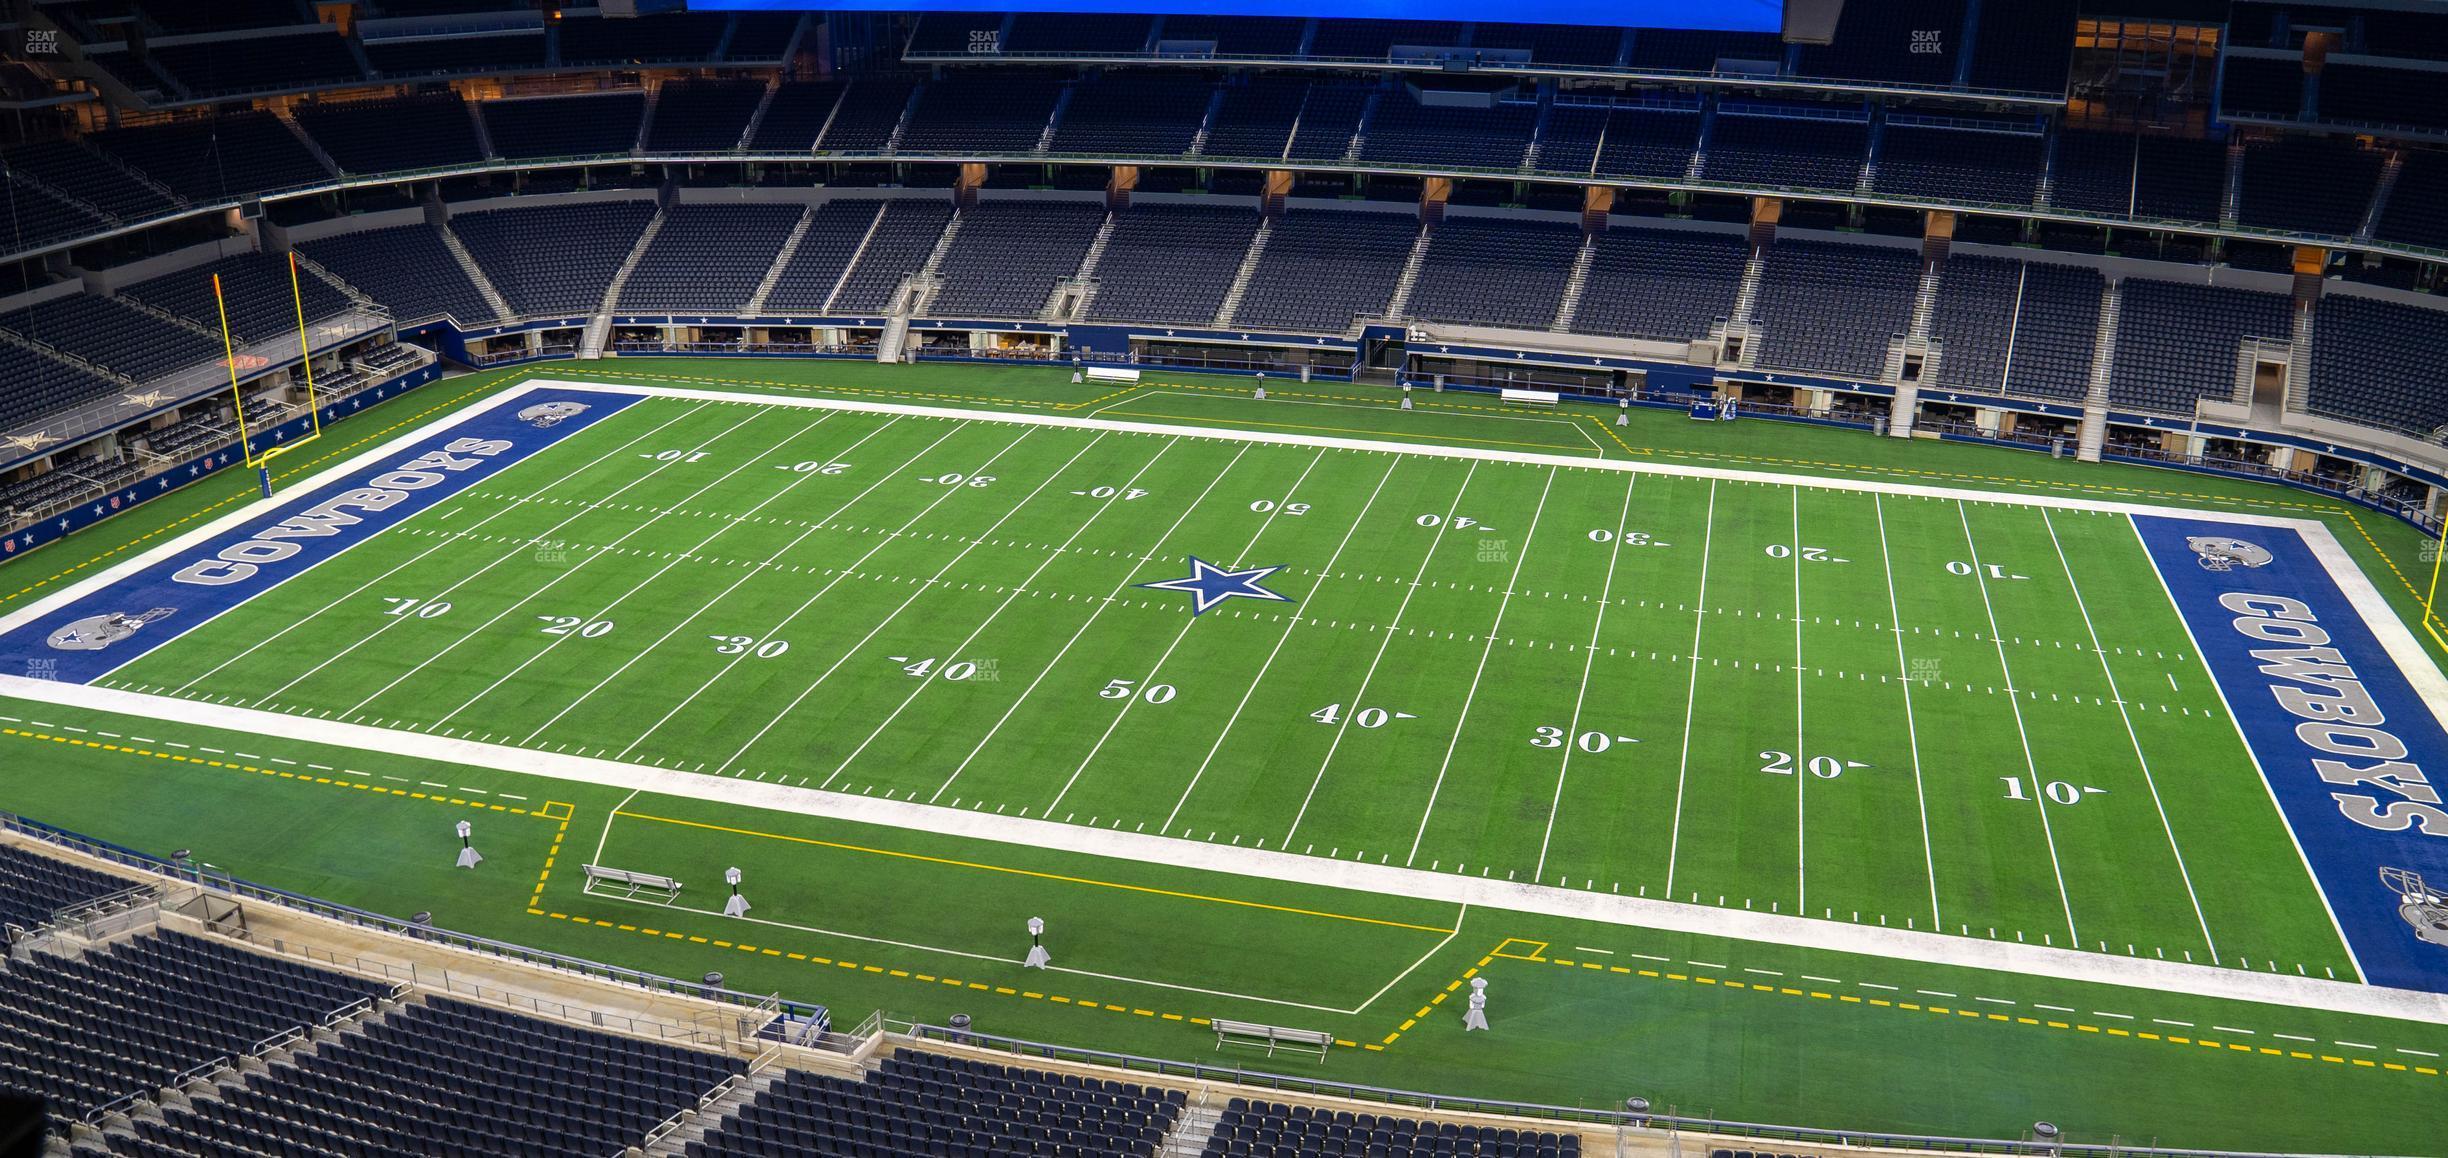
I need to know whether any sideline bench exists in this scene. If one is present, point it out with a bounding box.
[1500,388,1559,407]
[1084,366,1142,384]
[582,864,682,904]
[1212,1018,1334,1061]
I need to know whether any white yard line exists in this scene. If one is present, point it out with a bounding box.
[1791,486,1807,911]
[826,432,1171,794]
[1873,494,1942,930]
[1155,457,1401,833]
[521,417,910,744]
[1663,479,1718,896]
[335,410,787,718]
[1280,461,1482,849]
[611,421,974,760]
[164,403,705,695]
[1529,473,1635,881]
[1036,446,1327,817]
[1958,500,2080,946]
[1403,465,1558,868]
[731,427,1078,782]
[2042,509,2220,963]
[434,411,842,725]
[248,403,744,710]
[1352,903,1468,1014]
[590,788,644,865]
[925,441,1252,807]
[2129,516,2366,983]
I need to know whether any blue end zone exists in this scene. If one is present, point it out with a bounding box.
[0,387,640,687]
[2134,514,2448,993]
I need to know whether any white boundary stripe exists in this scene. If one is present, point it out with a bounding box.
[8,379,2448,1017]
[2042,509,2220,963]
[9,669,2444,1024]
[2131,515,2367,983]
[49,388,681,688]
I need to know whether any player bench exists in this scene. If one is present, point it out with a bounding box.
[1211,1018,1333,1061]
[1084,367,1142,385]
[582,864,682,904]
[1499,388,1559,407]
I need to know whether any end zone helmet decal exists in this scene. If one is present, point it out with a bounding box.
[46,607,175,652]
[2186,536,2273,571]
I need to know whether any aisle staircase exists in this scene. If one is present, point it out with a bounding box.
[2074,280,2122,461]
[1212,219,1273,328]
[580,209,667,358]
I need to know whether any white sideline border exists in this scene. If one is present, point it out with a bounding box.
[4,377,2447,1026]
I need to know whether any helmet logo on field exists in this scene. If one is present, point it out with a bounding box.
[47,607,174,652]
[2382,868,2448,950]
[516,401,590,428]
[2186,536,2273,571]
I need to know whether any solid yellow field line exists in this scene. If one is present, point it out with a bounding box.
[614,810,1455,934]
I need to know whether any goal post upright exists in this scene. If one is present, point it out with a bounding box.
[286,251,325,445]
[2425,518,2448,654]
[211,272,260,474]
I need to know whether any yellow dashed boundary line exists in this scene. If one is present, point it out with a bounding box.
[614,810,1454,934]
[525,909,1250,1039]
[0,726,570,826]
[1489,946,2444,1080]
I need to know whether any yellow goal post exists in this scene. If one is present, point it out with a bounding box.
[215,252,327,497]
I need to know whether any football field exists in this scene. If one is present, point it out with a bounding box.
[10,378,2433,997]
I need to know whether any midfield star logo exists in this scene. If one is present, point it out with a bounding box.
[1138,556,1295,616]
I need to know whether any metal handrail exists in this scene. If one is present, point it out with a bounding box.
[900,1023,2400,1158]
[5,140,2442,271]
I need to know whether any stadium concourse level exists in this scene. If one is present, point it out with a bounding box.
[0,833,1634,1158]
[19,183,2448,443]
[5,71,2448,261]
[0,251,362,432]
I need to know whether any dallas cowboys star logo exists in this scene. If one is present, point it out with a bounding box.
[1138,556,1295,616]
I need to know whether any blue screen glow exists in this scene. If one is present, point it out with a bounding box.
[687,1,1784,33]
